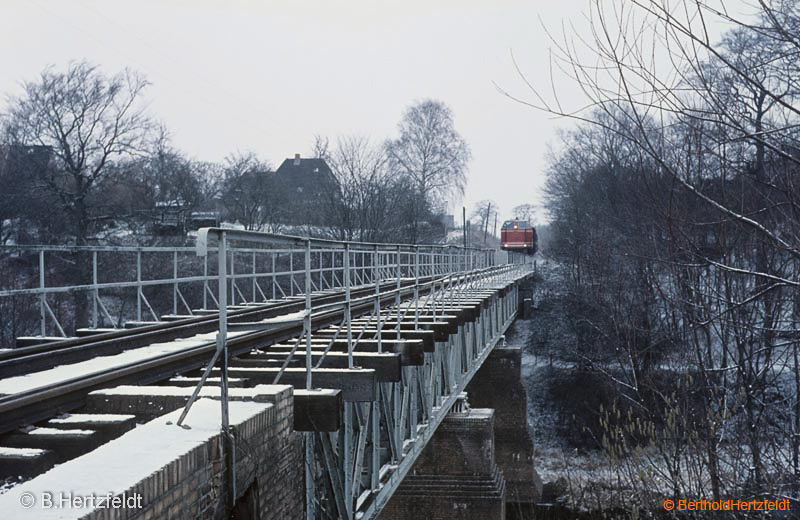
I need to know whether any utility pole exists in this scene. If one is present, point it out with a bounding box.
[493,214,497,241]
[483,202,492,245]
[462,206,466,248]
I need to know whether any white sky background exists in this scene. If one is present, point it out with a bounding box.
[0,0,748,226]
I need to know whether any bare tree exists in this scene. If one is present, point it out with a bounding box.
[311,134,331,160]
[221,153,279,231]
[2,62,153,330]
[145,130,206,210]
[323,136,409,242]
[3,62,153,245]
[385,100,471,242]
[512,203,535,223]
[503,0,800,509]
[104,131,225,238]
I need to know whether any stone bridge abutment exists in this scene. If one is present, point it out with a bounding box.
[379,342,541,520]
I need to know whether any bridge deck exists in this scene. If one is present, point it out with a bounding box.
[0,229,533,519]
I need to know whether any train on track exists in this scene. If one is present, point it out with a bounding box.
[500,219,537,255]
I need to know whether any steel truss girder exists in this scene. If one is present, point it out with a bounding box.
[311,276,525,520]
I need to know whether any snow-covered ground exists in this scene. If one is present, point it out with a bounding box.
[515,261,800,514]
[513,260,658,509]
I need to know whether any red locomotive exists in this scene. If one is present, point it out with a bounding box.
[500,219,537,255]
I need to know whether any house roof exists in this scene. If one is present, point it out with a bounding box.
[275,156,332,178]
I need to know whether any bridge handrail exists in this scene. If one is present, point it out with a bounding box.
[0,230,525,346]
[195,227,495,256]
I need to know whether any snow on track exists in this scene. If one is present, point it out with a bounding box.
[0,331,249,396]
[27,428,94,436]
[0,447,46,457]
[49,414,135,424]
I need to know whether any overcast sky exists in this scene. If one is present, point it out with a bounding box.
[0,1,743,225]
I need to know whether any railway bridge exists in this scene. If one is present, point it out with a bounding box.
[0,229,539,519]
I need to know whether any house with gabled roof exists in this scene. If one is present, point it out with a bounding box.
[273,154,337,225]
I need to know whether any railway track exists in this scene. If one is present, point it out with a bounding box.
[0,271,476,436]
[0,278,431,374]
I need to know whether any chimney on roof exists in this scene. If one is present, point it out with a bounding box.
[293,153,301,166]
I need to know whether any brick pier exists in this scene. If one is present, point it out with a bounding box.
[466,346,542,506]
[380,406,506,519]
[379,344,540,520]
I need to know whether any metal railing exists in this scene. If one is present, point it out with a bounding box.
[0,238,504,346]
